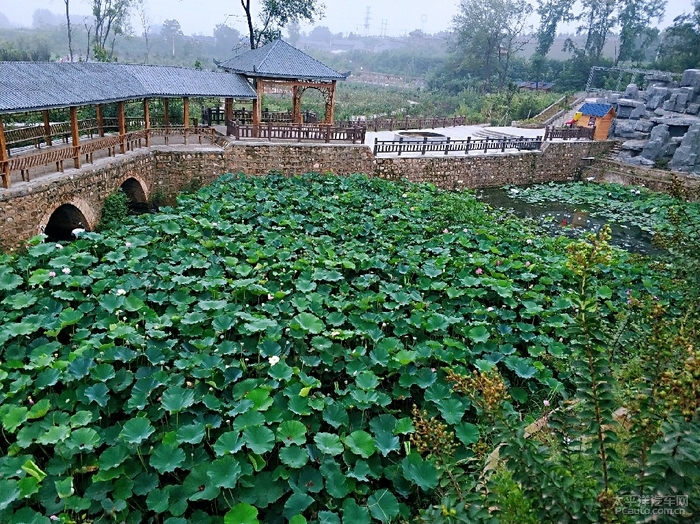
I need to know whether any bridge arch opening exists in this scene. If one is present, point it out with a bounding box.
[44,204,89,242]
[120,177,148,204]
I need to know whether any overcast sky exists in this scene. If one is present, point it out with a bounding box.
[1,0,696,38]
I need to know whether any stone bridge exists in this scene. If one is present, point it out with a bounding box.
[0,139,615,252]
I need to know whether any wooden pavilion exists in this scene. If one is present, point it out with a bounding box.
[0,62,257,189]
[217,39,348,126]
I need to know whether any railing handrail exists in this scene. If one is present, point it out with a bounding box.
[226,121,366,144]
[372,135,543,156]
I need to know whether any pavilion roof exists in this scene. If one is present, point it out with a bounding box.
[217,39,347,82]
[0,62,257,114]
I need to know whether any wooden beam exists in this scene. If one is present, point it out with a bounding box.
[143,98,150,147]
[0,115,9,189]
[224,98,233,122]
[117,101,126,154]
[253,78,334,90]
[253,80,263,126]
[163,98,170,127]
[70,106,81,169]
[42,110,53,147]
[96,104,104,137]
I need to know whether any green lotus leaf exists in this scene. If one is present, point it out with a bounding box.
[212,431,244,456]
[276,420,307,446]
[366,489,400,523]
[207,455,243,489]
[344,430,376,459]
[468,325,490,343]
[279,445,309,468]
[342,498,371,524]
[243,426,275,454]
[3,407,29,433]
[150,444,185,473]
[292,312,324,334]
[224,503,259,524]
[314,432,344,456]
[454,422,480,446]
[176,422,205,445]
[120,418,155,445]
[161,387,195,413]
[284,492,314,520]
[146,488,170,513]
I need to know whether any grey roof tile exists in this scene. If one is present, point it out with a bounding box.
[218,39,347,81]
[0,62,256,114]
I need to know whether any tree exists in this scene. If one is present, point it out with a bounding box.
[534,0,666,64]
[214,23,242,55]
[239,0,324,49]
[286,20,301,46]
[451,0,532,92]
[63,1,74,62]
[161,19,183,56]
[657,0,700,70]
[135,0,151,63]
[91,0,133,61]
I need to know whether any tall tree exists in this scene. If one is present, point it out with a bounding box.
[239,0,324,49]
[63,0,74,62]
[91,0,133,61]
[451,0,531,92]
[135,0,151,63]
[657,0,700,70]
[161,19,184,57]
[535,0,666,64]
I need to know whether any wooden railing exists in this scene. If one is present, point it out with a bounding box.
[373,135,543,156]
[202,109,319,126]
[543,125,595,141]
[1,126,217,188]
[226,121,366,143]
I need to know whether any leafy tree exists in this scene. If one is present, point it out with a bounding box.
[657,0,700,70]
[161,19,183,56]
[214,23,242,55]
[91,0,133,61]
[309,25,333,42]
[32,9,63,28]
[286,20,301,46]
[535,0,666,64]
[451,0,532,92]
[134,0,151,63]
[239,0,324,49]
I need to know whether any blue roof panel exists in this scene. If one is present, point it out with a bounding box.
[579,103,615,117]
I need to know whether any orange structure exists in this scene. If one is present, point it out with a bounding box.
[576,102,616,141]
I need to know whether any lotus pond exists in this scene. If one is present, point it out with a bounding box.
[0,174,698,523]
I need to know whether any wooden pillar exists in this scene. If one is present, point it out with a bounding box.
[143,98,150,147]
[117,101,126,154]
[292,85,302,124]
[42,110,53,147]
[252,79,263,138]
[96,104,104,137]
[70,106,81,169]
[183,97,189,144]
[326,80,337,124]
[224,98,233,136]
[0,115,9,189]
[163,98,170,127]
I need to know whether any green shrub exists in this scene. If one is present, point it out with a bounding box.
[98,189,129,230]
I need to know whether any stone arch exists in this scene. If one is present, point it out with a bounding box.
[39,197,96,241]
[118,174,149,203]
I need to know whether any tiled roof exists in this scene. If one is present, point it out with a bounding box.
[0,62,257,114]
[579,103,615,117]
[218,39,347,81]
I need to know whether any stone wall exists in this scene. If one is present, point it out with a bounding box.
[0,140,611,251]
[375,141,614,189]
[585,159,700,200]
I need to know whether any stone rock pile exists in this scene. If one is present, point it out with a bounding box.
[604,69,700,174]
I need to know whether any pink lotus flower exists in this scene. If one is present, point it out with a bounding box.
[125,242,132,248]
[525,261,531,267]
[476,268,483,275]
[61,267,70,275]
[443,228,449,234]
[496,260,502,266]
[49,271,56,277]
[543,400,550,407]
